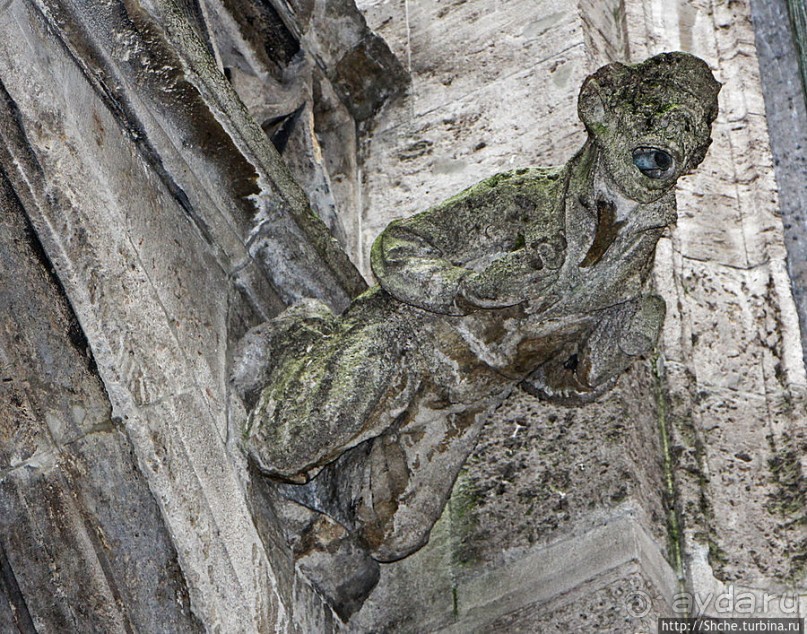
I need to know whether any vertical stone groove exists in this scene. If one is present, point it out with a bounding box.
[0,541,36,634]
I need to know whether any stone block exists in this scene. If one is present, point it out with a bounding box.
[678,260,768,394]
[667,374,807,588]
[356,0,410,68]
[355,508,679,633]
[472,568,672,633]
[405,0,581,117]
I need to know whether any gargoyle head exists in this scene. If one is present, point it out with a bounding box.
[577,52,721,203]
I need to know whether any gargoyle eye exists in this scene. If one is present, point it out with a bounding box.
[632,147,675,179]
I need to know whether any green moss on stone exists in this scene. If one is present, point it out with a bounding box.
[767,449,806,518]
[448,469,482,567]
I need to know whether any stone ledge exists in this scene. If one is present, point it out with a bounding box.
[442,513,679,632]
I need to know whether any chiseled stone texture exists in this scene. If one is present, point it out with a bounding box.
[0,171,200,631]
[452,363,669,561]
[629,0,807,606]
[478,570,670,634]
[204,0,407,267]
[750,0,807,366]
[350,364,675,631]
[355,0,591,275]
[0,0,802,629]
[351,0,806,630]
[350,0,679,630]
[0,0,364,630]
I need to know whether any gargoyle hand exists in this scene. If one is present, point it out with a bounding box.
[456,233,565,310]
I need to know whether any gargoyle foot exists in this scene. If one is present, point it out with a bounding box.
[275,495,379,621]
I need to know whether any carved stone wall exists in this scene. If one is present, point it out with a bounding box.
[349,0,807,631]
[0,0,804,632]
[752,0,807,368]
[634,0,806,618]
[0,0,386,631]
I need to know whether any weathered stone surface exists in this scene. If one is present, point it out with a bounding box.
[34,0,366,313]
[203,0,406,268]
[0,0,364,629]
[349,0,806,631]
[352,512,678,632]
[626,0,807,618]
[356,0,589,275]
[240,51,719,617]
[0,162,199,632]
[350,360,674,630]
[0,0,804,629]
[287,0,408,122]
[578,0,631,70]
[474,568,671,634]
[402,0,580,119]
[439,362,670,561]
[751,0,807,367]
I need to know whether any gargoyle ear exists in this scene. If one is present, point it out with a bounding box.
[577,76,607,130]
[577,62,628,134]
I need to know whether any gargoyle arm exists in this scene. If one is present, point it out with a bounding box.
[370,169,565,314]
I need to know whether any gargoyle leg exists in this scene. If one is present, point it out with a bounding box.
[241,293,424,482]
[353,395,506,562]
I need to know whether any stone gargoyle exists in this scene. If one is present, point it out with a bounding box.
[232,52,720,618]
